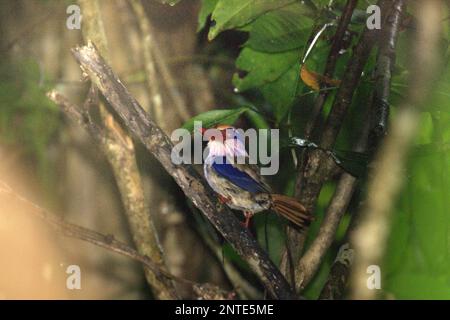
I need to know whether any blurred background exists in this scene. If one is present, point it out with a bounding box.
[0,0,449,299]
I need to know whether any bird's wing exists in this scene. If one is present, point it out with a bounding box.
[235,162,272,193]
[211,156,270,194]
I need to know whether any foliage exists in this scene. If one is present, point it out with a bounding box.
[194,0,450,299]
[383,66,450,299]
[0,58,60,187]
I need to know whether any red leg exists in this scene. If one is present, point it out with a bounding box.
[242,211,253,228]
[218,194,231,204]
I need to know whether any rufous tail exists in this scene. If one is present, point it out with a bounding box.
[271,194,312,229]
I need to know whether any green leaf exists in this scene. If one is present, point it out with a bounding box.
[198,0,219,31]
[181,107,248,132]
[261,61,301,122]
[384,104,450,298]
[333,149,369,178]
[208,0,297,40]
[245,109,271,129]
[386,274,450,299]
[245,2,314,52]
[233,47,300,92]
[255,213,285,265]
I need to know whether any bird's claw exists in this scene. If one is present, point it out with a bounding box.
[218,194,231,204]
[242,211,253,228]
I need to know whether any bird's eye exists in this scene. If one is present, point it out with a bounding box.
[211,136,215,141]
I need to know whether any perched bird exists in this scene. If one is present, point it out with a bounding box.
[202,124,312,229]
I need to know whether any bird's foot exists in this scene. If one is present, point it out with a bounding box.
[218,194,231,204]
[242,211,253,228]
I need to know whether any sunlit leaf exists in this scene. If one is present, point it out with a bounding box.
[208,0,297,40]
[233,47,300,92]
[198,0,219,31]
[386,274,450,299]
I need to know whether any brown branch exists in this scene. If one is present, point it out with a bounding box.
[319,31,378,149]
[369,0,403,151]
[311,0,408,298]
[198,221,262,299]
[318,0,407,299]
[294,86,374,292]
[129,0,190,122]
[281,0,389,286]
[350,0,442,299]
[0,181,232,300]
[77,0,178,299]
[304,0,358,139]
[129,0,166,130]
[69,42,295,299]
[319,242,354,299]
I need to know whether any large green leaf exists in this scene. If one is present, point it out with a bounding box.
[384,111,450,297]
[208,0,297,40]
[181,107,248,132]
[232,47,300,92]
[255,213,285,265]
[198,0,219,31]
[245,109,270,129]
[261,61,301,122]
[386,274,450,299]
[245,2,314,52]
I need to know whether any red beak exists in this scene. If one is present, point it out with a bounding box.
[199,127,207,135]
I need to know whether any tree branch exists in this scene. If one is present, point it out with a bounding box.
[318,0,407,299]
[0,181,232,300]
[350,0,441,299]
[129,0,190,122]
[129,0,166,130]
[281,0,389,285]
[77,0,178,299]
[304,0,358,139]
[69,42,295,299]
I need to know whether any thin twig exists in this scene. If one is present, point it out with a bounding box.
[77,0,178,299]
[0,181,232,300]
[350,0,441,299]
[281,0,387,286]
[294,0,404,293]
[69,42,295,299]
[304,0,358,139]
[196,220,263,299]
[129,0,190,122]
[129,0,166,130]
[319,0,407,299]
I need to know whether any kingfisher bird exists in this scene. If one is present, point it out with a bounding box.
[201,124,312,229]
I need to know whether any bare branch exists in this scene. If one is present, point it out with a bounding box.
[304,0,358,139]
[319,0,407,299]
[0,181,232,300]
[77,0,178,299]
[129,0,166,130]
[70,42,295,299]
[350,0,442,299]
[281,0,389,285]
[129,0,190,122]
[294,94,372,291]
[319,242,354,299]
